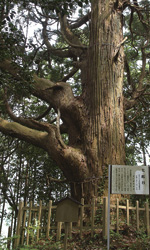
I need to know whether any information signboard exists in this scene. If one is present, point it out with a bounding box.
[107,165,149,250]
[111,165,149,195]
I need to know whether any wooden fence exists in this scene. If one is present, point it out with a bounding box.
[14,197,150,247]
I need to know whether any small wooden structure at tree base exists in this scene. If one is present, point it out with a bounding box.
[56,196,82,250]
[56,196,82,222]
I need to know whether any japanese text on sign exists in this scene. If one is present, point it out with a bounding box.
[111,165,149,195]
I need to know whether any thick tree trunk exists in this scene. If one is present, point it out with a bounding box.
[88,0,125,162]
[72,0,126,200]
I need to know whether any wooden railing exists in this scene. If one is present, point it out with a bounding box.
[14,197,150,247]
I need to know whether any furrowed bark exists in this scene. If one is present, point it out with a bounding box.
[85,0,126,177]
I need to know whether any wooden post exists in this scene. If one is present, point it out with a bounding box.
[91,197,95,237]
[14,201,23,248]
[126,199,129,226]
[64,222,69,250]
[103,197,108,238]
[116,198,119,233]
[21,202,27,245]
[56,222,62,241]
[26,201,32,245]
[136,200,139,231]
[145,202,150,236]
[46,200,52,239]
[69,222,72,238]
[36,200,42,242]
[80,198,84,239]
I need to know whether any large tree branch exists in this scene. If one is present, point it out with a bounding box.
[0,57,83,134]
[4,90,53,132]
[4,88,68,150]
[42,21,78,59]
[34,105,52,120]
[32,75,86,145]
[0,118,49,150]
[0,117,89,181]
[32,75,75,108]
[60,66,79,82]
[59,15,87,50]
[0,58,86,149]
[0,115,67,157]
[70,12,91,29]
[0,59,75,111]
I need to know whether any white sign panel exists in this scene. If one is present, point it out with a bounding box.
[111,165,149,195]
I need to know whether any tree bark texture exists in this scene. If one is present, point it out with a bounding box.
[86,0,125,170]
[0,0,126,202]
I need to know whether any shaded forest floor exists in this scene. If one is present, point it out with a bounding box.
[18,225,150,250]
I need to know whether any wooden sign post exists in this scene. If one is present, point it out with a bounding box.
[55,197,82,250]
[64,222,69,250]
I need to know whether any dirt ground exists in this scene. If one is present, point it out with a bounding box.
[35,225,150,250]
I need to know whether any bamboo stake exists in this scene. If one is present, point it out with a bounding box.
[126,199,129,226]
[102,197,108,238]
[136,200,139,231]
[21,202,27,245]
[46,200,52,239]
[36,200,42,242]
[56,222,62,241]
[14,201,23,247]
[80,198,84,238]
[145,202,150,236]
[116,198,119,233]
[26,201,32,245]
